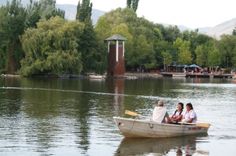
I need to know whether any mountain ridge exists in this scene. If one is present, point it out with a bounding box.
[204,18,236,38]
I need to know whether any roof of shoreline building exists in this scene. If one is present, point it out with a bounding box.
[105,34,127,41]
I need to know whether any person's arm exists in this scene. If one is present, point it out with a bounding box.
[164,112,172,123]
[186,118,193,123]
[176,114,183,122]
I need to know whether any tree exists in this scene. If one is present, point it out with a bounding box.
[0,0,65,74]
[96,8,159,71]
[127,0,139,12]
[195,45,206,66]
[128,34,156,70]
[25,0,65,28]
[208,41,220,67]
[76,0,105,73]
[218,35,236,68]
[174,38,192,64]
[76,0,92,22]
[195,40,221,68]
[25,0,41,28]
[154,40,174,66]
[20,17,84,76]
[233,27,236,36]
[162,25,181,42]
[0,0,26,74]
[38,0,64,19]
[161,50,172,71]
[182,30,212,63]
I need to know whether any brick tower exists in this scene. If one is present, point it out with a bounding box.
[105,34,126,77]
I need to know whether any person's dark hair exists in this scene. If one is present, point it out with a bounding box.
[174,102,184,115]
[186,103,193,110]
[178,102,184,111]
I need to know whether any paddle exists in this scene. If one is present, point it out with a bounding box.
[125,110,139,117]
[125,110,146,118]
[179,122,211,128]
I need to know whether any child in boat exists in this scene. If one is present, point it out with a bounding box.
[170,102,184,123]
[182,103,197,123]
[152,100,170,123]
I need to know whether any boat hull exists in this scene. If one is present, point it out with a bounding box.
[114,117,209,138]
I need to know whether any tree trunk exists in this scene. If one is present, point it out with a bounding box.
[6,41,17,74]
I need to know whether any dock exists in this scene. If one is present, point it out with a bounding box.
[161,72,233,79]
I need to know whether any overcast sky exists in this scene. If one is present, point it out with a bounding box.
[56,0,236,28]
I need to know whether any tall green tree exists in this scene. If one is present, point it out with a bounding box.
[208,41,220,67]
[0,0,26,74]
[25,0,64,28]
[20,17,84,77]
[195,45,206,66]
[161,50,172,71]
[38,0,64,19]
[174,38,192,65]
[127,0,139,12]
[218,35,236,68]
[195,40,220,67]
[154,40,174,66]
[76,0,105,73]
[232,27,236,36]
[76,0,92,22]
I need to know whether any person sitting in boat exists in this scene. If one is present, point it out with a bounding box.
[182,103,197,123]
[170,102,184,123]
[152,100,170,123]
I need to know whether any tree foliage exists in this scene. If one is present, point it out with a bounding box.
[0,0,26,74]
[218,35,236,68]
[127,0,139,12]
[2,2,236,76]
[232,27,236,36]
[96,8,157,71]
[0,0,65,74]
[174,38,192,64]
[76,0,106,74]
[20,17,84,76]
[76,0,92,22]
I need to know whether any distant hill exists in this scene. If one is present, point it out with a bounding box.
[202,18,236,39]
[177,18,236,39]
[0,0,29,6]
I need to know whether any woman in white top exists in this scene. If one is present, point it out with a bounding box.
[170,102,184,123]
[182,103,197,123]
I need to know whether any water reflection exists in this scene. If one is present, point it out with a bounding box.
[115,136,209,156]
[0,77,21,116]
[20,78,93,154]
[106,78,125,116]
[1,77,236,155]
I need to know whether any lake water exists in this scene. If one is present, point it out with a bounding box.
[0,77,236,156]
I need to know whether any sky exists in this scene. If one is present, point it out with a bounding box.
[56,0,236,28]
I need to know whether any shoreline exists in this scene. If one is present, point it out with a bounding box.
[1,72,235,79]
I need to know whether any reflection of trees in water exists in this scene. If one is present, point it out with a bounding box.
[20,78,66,153]
[115,135,209,156]
[0,78,23,145]
[106,78,124,116]
[20,78,92,154]
[24,119,59,154]
[0,78,21,116]
[73,93,91,153]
